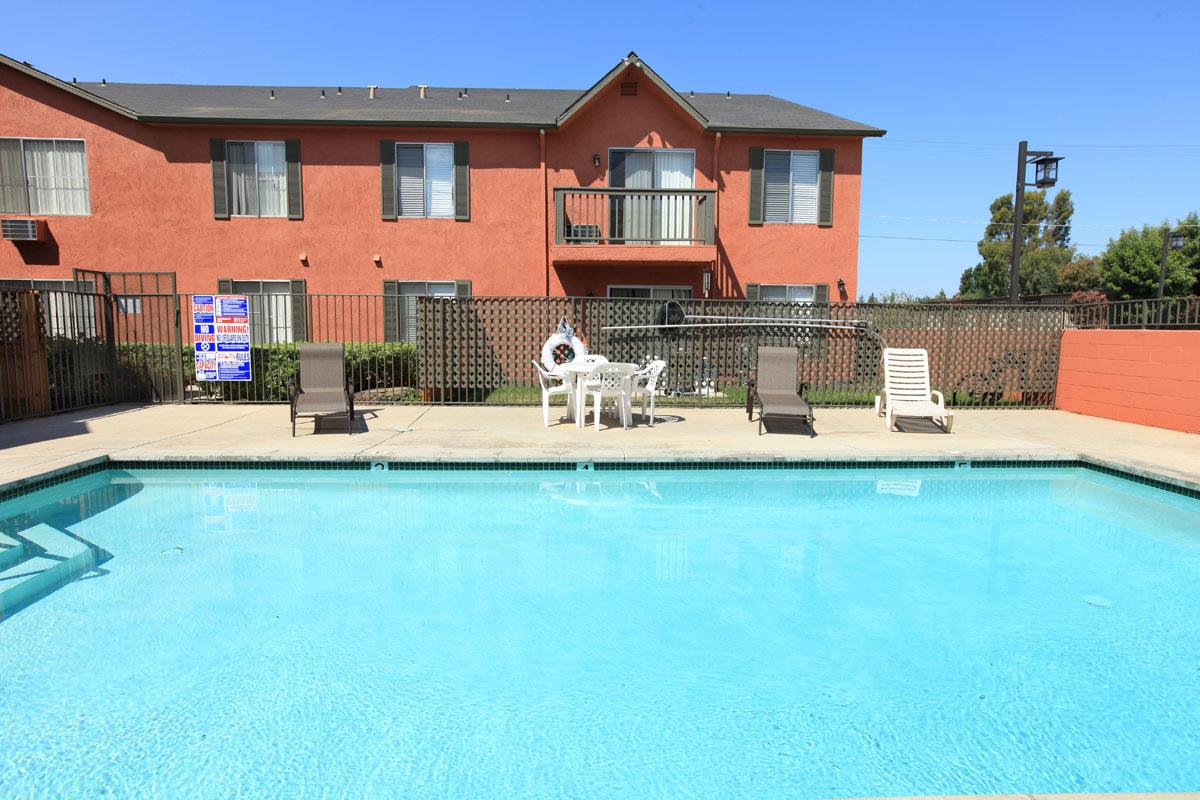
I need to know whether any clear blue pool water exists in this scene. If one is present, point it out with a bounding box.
[1,464,1199,798]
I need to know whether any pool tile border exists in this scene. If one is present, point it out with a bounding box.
[2,454,1199,503]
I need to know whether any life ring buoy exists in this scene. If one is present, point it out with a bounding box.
[541,333,588,371]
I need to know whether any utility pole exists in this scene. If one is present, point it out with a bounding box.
[1159,226,1170,301]
[1008,142,1063,304]
[1009,141,1028,304]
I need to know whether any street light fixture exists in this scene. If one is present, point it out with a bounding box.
[1009,141,1064,303]
[1031,154,1063,189]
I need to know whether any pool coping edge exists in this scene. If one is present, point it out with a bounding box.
[2,452,1199,503]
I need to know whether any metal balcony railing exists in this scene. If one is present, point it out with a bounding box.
[554,187,716,246]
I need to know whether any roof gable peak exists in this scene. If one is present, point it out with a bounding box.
[557,51,707,129]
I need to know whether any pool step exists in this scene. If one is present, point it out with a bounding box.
[0,523,110,622]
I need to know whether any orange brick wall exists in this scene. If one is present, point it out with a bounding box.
[1056,330,1200,434]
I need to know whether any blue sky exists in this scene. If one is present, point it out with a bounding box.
[3,0,1197,297]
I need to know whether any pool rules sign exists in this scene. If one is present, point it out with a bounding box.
[193,295,252,381]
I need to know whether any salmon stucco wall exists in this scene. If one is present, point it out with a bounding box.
[1056,329,1200,434]
[1,60,868,299]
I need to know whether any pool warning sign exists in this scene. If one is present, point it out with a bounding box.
[193,295,251,381]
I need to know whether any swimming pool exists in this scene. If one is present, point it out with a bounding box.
[1,462,1198,798]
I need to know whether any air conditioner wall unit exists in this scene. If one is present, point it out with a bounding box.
[1,219,46,242]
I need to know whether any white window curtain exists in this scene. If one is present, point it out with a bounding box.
[226,141,286,218]
[763,150,818,224]
[232,280,293,343]
[255,142,287,218]
[424,144,454,218]
[227,142,258,217]
[22,140,90,215]
[654,151,695,245]
[789,151,819,224]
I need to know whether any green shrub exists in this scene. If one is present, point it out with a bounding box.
[194,341,418,401]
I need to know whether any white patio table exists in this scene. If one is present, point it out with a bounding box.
[553,359,637,428]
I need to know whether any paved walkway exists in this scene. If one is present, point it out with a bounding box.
[2,403,1198,491]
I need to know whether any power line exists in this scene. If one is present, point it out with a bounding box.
[884,139,1200,150]
[860,234,1108,248]
[863,213,1200,230]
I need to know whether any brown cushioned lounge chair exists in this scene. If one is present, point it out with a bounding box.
[290,343,354,436]
[747,345,815,436]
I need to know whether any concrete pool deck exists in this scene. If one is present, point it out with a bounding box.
[2,403,1199,492]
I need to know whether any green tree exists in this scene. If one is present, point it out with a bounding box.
[1100,214,1200,300]
[958,190,1078,298]
[1056,254,1104,292]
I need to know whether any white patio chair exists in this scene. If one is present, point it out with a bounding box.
[630,359,667,426]
[581,362,636,431]
[533,360,573,427]
[875,348,954,432]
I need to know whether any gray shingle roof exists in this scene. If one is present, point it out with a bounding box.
[3,52,884,136]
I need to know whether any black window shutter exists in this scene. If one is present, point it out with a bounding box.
[453,141,470,221]
[745,283,760,301]
[217,278,233,294]
[818,149,835,227]
[382,280,399,342]
[380,140,396,220]
[454,280,472,298]
[815,284,829,304]
[290,279,307,342]
[210,138,229,220]
[748,147,765,225]
[285,139,303,220]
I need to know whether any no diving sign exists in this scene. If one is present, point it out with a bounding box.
[193,295,252,381]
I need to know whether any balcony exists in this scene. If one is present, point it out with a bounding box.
[552,187,717,264]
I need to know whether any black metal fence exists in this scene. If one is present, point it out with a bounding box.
[1067,297,1200,329]
[4,287,1104,422]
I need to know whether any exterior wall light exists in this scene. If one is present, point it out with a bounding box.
[593,154,601,168]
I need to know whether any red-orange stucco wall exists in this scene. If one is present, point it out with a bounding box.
[1,62,866,299]
[1056,330,1200,434]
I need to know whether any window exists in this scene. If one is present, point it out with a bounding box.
[388,281,457,342]
[0,138,91,215]
[607,285,693,300]
[226,141,287,217]
[763,150,818,224]
[609,148,696,244]
[0,278,98,337]
[395,144,454,218]
[229,280,296,343]
[758,284,816,302]
[116,296,142,314]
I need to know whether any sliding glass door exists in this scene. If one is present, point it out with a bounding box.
[609,149,695,244]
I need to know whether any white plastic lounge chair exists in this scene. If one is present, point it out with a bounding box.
[533,360,574,427]
[876,348,954,432]
[582,363,636,431]
[630,360,666,426]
